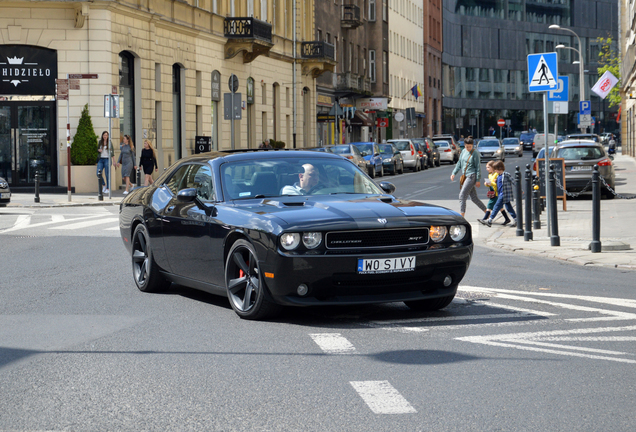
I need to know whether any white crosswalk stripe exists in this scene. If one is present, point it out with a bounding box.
[50,217,119,230]
[310,333,356,354]
[350,381,417,414]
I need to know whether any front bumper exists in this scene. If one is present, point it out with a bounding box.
[259,245,473,306]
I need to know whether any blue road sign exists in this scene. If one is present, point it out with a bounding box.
[579,100,591,115]
[528,52,558,92]
[548,76,569,101]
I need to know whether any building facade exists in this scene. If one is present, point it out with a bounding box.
[388,0,425,138]
[423,0,443,136]
[442,0,619,139]
[0,0,324,191]
[620,0,635,157]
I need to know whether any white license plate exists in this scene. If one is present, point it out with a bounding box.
[571,166,592,171]
[357,256,416,275]
[0,192,9,199]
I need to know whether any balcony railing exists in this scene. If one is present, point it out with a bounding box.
[301,42,336,61]
[224,17,272,43]
[335,72,371,94]
[341,5,362,28]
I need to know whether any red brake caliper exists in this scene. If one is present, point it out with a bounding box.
[239,257,248,278]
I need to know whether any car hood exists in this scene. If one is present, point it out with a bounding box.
[232,195,461,231]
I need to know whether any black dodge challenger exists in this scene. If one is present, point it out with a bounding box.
[119,150,473,320]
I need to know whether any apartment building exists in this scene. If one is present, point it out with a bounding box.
[0,0,327,191]
[620,0,635,157]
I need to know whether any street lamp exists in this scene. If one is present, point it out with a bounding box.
[550,25,586,131]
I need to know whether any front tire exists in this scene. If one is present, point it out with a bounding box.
[404,294,455,311]
[225,240,282,320]
[131,224,171,293]
[368,166,376,178]
[379,165,384,177]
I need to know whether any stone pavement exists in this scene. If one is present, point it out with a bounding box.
[4,154,636,270]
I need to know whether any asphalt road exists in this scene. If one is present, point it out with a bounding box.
[1,153,635,431]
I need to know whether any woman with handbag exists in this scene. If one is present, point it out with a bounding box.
[450,136,488,218]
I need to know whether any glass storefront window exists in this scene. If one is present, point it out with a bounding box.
[119,52,135,146]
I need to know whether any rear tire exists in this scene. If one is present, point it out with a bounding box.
[404,294,455,311]
[398,163,404,174]
[225,240,282,320]
[131,224,171,293]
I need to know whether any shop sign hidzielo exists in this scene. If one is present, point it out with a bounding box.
[0,45,57,95]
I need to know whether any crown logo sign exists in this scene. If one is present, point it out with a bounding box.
[7,56,24,65]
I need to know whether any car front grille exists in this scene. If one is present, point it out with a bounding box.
[325,228,429,250]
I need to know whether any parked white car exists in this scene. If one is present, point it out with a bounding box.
[435,141,455,164]
[387,139,421,172]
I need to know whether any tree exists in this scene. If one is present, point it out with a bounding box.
[596,36,621,108]
[70,104,99,165]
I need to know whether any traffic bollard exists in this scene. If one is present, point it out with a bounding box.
[524,164,533,241]
[34,171,40,203]
[533,181,541,229]
[515,166,523,237]
[549,164,560,247]
[136,167,141,187]
[97,169,104,201]
[590,165,601,253]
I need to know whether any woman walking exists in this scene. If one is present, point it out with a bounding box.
[96,131,113,194]
[116,134,137,195]
[140,140,158,186]
[450,136,488,218]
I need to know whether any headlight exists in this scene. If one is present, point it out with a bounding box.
[383,157,392,162]
[429,226,447,243]
[302,232,322,249]
[449,225,467,241]
[280,233,301,250]
[517,146,522,151]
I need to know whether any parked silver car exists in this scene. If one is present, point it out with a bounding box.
[387,139,421,172]
[326,144,367,171]
[0,177,10,207]
[552,140,616,199]
[502,137,523,157]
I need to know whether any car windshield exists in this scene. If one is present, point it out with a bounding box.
[519,133,535,141]
[378,144,394,154]
[557,146,604,160]
[502,138,518,145]
[221,156,383,200]
[353,143,375,155]
[479,140,499,147]
[536,147,555,159]
[330,145,353,155]
[391,141,411,151]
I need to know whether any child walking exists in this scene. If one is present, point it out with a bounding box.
[484,161,517,227]
[479,160,511,225]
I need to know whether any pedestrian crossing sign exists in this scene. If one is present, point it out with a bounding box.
[527,52,558,92]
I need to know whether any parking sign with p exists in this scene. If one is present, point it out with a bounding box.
[580,100,591,115]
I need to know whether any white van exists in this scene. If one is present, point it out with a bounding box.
[532,133,556,157]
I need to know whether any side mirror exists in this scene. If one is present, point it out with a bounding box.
[379,181,396,194]
[177,188,197,203]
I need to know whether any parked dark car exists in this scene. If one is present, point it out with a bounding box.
[119,150,473,320]
[378,143,405,175]
[413,142,429,170]
[306,146,333,153]
[351,142,384,178]
[519,132,536,150]
[412,138,439,167]
[552,140,616,198]
[0,177,10,207]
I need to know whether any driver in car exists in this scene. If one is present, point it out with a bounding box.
[281,163,320,195]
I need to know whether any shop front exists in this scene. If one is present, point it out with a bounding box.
[0,45,57,188]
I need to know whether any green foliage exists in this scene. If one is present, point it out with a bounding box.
[70,104,99,165]
[596,36,621,108]
[271,140,286,149]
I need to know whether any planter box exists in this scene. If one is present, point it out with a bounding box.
[59,165,117,193]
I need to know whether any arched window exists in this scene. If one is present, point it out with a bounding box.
[173,64,183,160]
[119,52,136,144]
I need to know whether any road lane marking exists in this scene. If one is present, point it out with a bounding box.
[50,217,119,230]
[457,325,636,364]
[1,214,105,233]
[350,381,417,414]
[309,333,356,354]
[403,186,442,199]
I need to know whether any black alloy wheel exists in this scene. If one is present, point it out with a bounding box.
[225,240,281,320]
[131,224,171,293]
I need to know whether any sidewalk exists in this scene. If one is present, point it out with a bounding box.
[4,155,636,270]
[478,153,636,271]
[5,189,124,208]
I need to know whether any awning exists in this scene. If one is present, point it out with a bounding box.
[350,111,373,127]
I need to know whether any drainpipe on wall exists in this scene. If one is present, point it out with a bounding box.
[292,0,297,148]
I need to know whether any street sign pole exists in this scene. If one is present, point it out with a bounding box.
[543,92,551,236]
[67,74,71,202]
